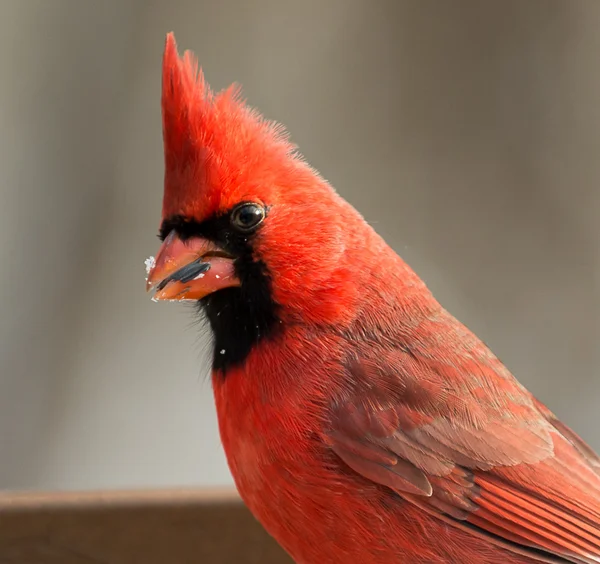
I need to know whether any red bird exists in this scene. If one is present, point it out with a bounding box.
[146,33,600,564]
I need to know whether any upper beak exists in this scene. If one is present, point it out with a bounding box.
[146,230,240,301]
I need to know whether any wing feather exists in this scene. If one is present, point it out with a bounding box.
[326,310,600,563]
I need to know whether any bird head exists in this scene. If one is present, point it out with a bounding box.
[146,33,370,369]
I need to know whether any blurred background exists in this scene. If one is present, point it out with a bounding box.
[1,0,598,492]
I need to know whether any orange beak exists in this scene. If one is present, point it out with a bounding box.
[145,231,240,301]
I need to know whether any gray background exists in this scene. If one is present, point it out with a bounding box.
[1,0,598,491]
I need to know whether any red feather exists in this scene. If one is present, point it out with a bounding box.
[324,307,600,563]
[214,307,600,563]
[155,33,600,564]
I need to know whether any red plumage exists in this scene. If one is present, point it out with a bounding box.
[150,33,600,564]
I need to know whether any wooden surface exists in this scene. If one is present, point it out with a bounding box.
[0,488,292,564]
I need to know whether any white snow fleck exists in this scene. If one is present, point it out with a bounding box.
[220,349,226,355]
[144,256,155,275]
[215,274,220,279]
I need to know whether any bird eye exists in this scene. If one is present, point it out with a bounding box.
[230,203,266,233]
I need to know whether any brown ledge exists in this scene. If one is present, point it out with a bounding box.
[0,488,292,563]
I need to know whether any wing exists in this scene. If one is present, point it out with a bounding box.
[325,309,600,564]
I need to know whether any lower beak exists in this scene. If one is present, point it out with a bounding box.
[145,231,240,301]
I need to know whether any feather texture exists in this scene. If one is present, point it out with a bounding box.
[325,308,600,563]
[155,33,600,564]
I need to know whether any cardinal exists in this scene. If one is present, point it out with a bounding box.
[146,33,600,563]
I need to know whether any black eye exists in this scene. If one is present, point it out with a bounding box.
[230,203,266,233]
